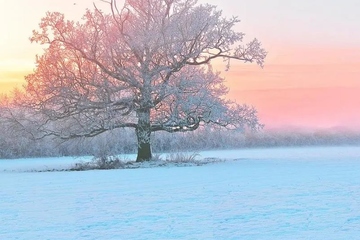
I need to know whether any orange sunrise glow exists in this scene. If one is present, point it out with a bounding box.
[1,0,360,130]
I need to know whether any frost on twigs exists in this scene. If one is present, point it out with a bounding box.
[12,0,266,161]
[234,38,267,68]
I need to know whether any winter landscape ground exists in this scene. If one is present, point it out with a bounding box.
[1,146,360,239]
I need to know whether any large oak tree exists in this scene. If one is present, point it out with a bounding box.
[17,0,266,161]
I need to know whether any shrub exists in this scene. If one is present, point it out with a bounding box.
[71,155,125,171]
[165,152,200,163]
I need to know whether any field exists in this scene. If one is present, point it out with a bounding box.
[1,146,360,239]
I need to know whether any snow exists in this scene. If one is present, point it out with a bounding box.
[1,146,360,239]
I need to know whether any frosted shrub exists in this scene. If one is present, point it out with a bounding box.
[71,156,124,171]
[165,152,200,163]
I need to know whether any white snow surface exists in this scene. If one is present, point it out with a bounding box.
[1,146,360,239]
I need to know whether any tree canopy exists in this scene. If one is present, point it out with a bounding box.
[15,0,266,161]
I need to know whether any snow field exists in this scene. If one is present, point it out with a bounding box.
[1,146,360,239]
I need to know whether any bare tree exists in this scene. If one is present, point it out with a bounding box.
[15,0,266,161]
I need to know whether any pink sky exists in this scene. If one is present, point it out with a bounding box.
[1,0,360,130]
[213,45,360,130]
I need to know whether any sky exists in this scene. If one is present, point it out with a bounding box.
[1,0,360,130]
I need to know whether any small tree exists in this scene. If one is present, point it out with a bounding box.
[16,0,266,161]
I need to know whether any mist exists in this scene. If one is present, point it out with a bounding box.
[1,126,360,159]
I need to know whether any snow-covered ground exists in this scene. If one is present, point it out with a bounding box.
[1,146,360,239]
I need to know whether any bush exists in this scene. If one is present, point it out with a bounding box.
[165,152,200,163]
[71,156,125,171]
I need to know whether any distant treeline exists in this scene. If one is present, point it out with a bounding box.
[1,125,360,159]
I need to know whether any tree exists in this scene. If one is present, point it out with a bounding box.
[16,0,266,161]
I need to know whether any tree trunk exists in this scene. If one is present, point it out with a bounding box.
[136,108,152,162]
